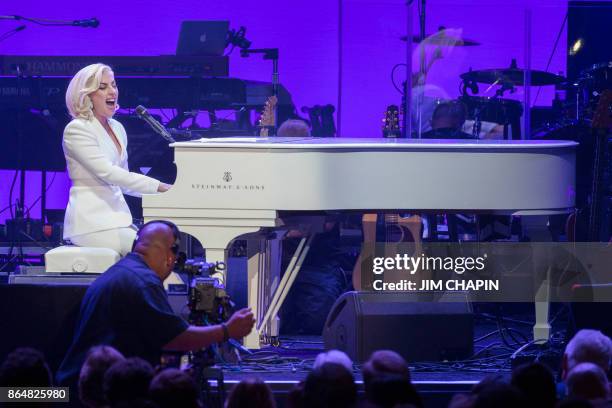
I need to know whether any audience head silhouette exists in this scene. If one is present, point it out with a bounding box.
[79,345,125,408]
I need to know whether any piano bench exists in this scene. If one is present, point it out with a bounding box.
[44,246,120,273]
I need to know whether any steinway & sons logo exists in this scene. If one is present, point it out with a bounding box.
[191,171,266,192]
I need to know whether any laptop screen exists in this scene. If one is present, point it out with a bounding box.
[176,20,230,56]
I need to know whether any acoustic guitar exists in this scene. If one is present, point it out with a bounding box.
[352,108,424,290]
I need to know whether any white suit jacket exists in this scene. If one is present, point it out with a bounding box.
[62,117,160,239]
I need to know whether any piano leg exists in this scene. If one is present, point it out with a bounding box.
[534,266,552,342]
[522,215,554,342]
[245,233,315,349]
[178,225,263,284]
[245,236,283,349]
[172,217,321,349]
[257,234,314,339]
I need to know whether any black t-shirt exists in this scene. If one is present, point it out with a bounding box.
[56,253,188,386]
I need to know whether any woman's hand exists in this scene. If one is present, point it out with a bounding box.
[157,182,172,192]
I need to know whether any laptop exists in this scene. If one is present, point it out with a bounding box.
[176,20,229,56]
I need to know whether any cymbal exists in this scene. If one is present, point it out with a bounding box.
[400,34,480,46]
[460,68,566,86]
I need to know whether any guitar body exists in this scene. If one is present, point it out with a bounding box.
[352,213,425,291]
[352,213,378,291]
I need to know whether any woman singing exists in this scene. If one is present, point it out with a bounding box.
[63,63,170,255]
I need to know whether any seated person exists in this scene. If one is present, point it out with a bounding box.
[562,329,612,377]
[0,348,52,387]
[62,63,170,255]
[420,100,513,241]
[561,329,612,398]
[511,362,557,408]
[565,362,610,402]
[103,357,154,407]
[277,119,311,137]
[419,100,476,139]
[225,377,276,408]
[362,350,422,408]
[79,345,125,408]
[313,350,353,372]
[149,368,201,408]
[56,221,254,389]
[303,362,357,408]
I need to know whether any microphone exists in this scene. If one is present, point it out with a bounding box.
[135,105,176,143]
[72,18,99,28]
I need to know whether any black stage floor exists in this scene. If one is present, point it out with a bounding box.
[208,308,569,408]
[221,336,490,407]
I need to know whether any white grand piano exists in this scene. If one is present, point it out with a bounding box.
[143,137,577,348]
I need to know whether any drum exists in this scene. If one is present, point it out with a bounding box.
[459,96,523,139]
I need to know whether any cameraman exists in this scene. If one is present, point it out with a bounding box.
[56,221,255,387]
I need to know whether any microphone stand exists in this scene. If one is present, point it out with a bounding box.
[0,15,98,27]
[403,1,415,138]
[415,0,427,138]
[0,25,26,43]
[241,48,279,135]
[402,0,425,138]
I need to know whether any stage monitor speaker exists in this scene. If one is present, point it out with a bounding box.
[323,291,473,363]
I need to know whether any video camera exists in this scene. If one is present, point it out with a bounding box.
[182,260,233,325]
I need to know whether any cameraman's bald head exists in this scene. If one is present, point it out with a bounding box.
[133,221,178,280]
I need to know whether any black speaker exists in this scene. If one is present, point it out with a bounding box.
[323,291,473,363]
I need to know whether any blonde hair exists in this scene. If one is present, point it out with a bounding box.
[65,63,114,120]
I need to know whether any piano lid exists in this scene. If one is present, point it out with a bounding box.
[174,137,579,150]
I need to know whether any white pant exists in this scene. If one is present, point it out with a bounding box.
[69,226,137,256]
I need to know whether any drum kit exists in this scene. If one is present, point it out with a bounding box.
[402,31,612,140]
